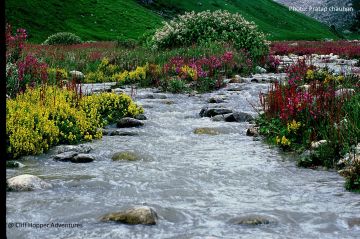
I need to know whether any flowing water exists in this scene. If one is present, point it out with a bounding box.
[6,81,360,239]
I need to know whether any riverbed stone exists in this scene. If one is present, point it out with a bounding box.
[208,97,225,104]
[54,144,93,154]
[137,94,167,99]
[102,129,139,136]
[100,206,158,225]
[116,117,144,128]
[134,114,147,120]
[6,161,25,168]
[347,218,360,228]
[193,127,221,135]
[246,127,259,137]
[229,215,276,225]
[71,154,95,163]
[200,107,232,117]
[211,115,226,122]
[225,112,254,122]
[53,151,78,162]
[112,151,142,161]
[7,174,52,191]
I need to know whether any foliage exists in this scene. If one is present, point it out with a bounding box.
[6,86,143,159]
[271,41,360,58]
[5,0,339,44]
[258,61,360,188]
[43,32,82,45]
[151,10,269,60]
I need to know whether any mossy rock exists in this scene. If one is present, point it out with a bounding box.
[193,127,221,135]
[112,151,141,161]
[229,215,276,226]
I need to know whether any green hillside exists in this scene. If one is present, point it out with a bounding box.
[5,0,340,43]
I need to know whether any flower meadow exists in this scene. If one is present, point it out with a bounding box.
[257,60,360,191]
[5,19,360,191]
[6,25,143,159]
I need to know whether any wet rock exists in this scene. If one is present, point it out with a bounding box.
[200,107,232,117]
[246,127,259,137]
[137,94,167,99]
[347,218,360,228]
[53,151,78,162]
[211,115,226,122]
[112,151,142,161]
[7,174,52,191]
[193,127,221,135]
[134,114,147,120]
[310,140,328,149]
[161,100,175,105]
[229,215,276,225]
[100,206,158,225]
[102,129,139,136]
[227,87,244,91]
[225,112,254,122]
[229,75,243,83]
[71,154,95,163]
[117,117,144,128]
[54,144,93,154]
[6,161,25,168]
[208,97,225,104]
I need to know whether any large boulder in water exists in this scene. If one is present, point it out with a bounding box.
[199,107,232,117]
[225,112,254,122]
[116,117,144,128]
[7,174,52,191]
[100,206,158,225]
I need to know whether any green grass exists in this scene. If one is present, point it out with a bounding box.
[6,0,343,43]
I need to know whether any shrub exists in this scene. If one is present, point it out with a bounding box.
[6,86,143,158]
[151,10,269,60]
[43,32,82,45]
[167,78,188,93]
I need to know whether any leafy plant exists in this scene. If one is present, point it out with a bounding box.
[43,32,82,45]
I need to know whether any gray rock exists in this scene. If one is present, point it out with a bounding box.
[200,107,232,117]
[53,151,78,162]
[246,127,259,137]
[7,174,52,191]
[137,94,167,99]
[134,114,147,120]
[6,161,25,168]
[229,215,276,225]
[102,129,139,136]
[100,206,158,225]
[117,117,144,128]
[347,218,360,228]
[208,97,225,103]
[54,144,93,154]
[71,154,95,163]
[225,112,254,122]
[211,115,226,122]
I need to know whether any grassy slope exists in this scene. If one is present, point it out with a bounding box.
[6,0,340,43]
